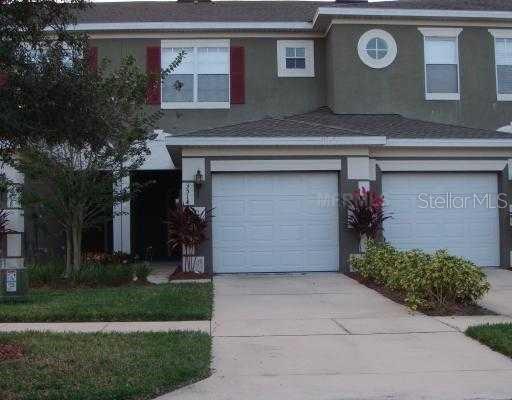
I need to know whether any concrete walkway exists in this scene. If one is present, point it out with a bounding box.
[158,273,512,400]
[0,321,210,333]
[480,267,512,317]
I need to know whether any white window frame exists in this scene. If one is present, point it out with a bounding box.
[276,40,315,78]
[357,29,398,69]
[419,27,462,101]
[161,39,230,110]
[489,29,512,102]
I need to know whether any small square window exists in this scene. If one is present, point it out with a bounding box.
[277,41,315,77]
[285,47,306,70]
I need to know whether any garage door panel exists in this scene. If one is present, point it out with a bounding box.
[383,173,500,267]
[278,225,305,242]
[213,172,339,273]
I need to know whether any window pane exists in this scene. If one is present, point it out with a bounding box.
[198,74,229,102]
[496,38,512,65]
[162,47,194,74]
[286,47,295,58]
[197,47,229,74]
[426,64,458,93]
[286,58,296,69]
[376,38,388,51]
[162,74,194,102]
[295,47,305,58]
[376,50,387,60]
[367,49,378,59]
[425,38,457,64]
[498,65,512,94]
[295,58,306,69]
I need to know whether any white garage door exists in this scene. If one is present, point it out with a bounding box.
[212,172,339,273]
[383,172,500,266]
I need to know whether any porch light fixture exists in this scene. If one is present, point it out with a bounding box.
[194,169,204,189]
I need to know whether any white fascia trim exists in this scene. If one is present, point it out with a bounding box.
[166,136,387,146]
[489,29,512,38]
[211,159,342,172]
[418,27,463,37]
[386,138,512,148]
[378,159,508,172]
[68,21,313,32]
[314,7,512,24]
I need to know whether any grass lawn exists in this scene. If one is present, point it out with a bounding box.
[0,283,213,322]
[0,331,211,400]
[466,323,512,357]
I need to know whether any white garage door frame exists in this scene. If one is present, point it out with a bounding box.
[382,171,501,267]
[211,169,341,273]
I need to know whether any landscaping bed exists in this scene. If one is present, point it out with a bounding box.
[466,323,512,358]
[349,240,492,315]
[0,283,213,322]
[169,269,211,281]
[0,331,211,400]
[348,272,495,316]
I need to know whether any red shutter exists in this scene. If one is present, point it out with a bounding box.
[146,46,161,105]
[87,46,98,72]
[230,46,245,104]
[0,73,7,88]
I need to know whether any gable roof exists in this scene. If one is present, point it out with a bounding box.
[76,0,512,28]
[171,107,512,140]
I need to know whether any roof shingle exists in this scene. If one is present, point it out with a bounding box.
[174,108,512,139]
[77,0,512,25]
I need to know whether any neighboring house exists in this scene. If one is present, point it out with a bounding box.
[9,0,512,273]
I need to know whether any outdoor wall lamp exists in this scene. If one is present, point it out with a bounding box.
[194,169,205,189]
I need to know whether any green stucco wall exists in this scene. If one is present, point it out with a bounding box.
[326,24,512,131]
[90,37,326,134]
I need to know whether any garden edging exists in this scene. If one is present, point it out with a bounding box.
[0,321,210,333]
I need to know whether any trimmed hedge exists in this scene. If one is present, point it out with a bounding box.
[351,240,490,311]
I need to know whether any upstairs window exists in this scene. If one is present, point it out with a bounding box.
[490,30,512,101]
[277,40,314,77]
[419,28,462,101]
[285,47,306,69]
[161,40,230,109]
[357,29,397,69]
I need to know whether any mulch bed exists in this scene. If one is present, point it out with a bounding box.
[0,344,25,362]
[347,272,496,316]
[168,270,211,281]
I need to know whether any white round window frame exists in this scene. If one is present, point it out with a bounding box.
[357,29,397,69]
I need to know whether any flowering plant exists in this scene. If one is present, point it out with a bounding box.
[344,188,390,240]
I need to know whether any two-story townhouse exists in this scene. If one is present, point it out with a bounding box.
[11,0,512,274]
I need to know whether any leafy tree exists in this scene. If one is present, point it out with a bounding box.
[0,1,182,274]
[0,0,89,157]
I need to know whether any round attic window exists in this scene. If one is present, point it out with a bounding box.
[357,29,397,69]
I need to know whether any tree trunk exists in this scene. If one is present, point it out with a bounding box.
[72,224,82,271]
[65,229,73,277]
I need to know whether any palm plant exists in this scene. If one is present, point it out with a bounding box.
[344,188,390,251]
[166,203,213,272]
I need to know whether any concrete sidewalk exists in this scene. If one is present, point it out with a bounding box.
[0,321,210,333]
[480,268,512,317]
[157,273,512,400]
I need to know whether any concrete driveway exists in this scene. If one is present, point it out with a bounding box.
[158,273,512,400]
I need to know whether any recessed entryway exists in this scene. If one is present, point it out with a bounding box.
[382,172,500,266]
[212,172,339,273]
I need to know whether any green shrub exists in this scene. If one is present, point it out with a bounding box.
[27,262,66,287]
[72,263,134,287]
[134,263,152,283]
[351,241,490,311]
